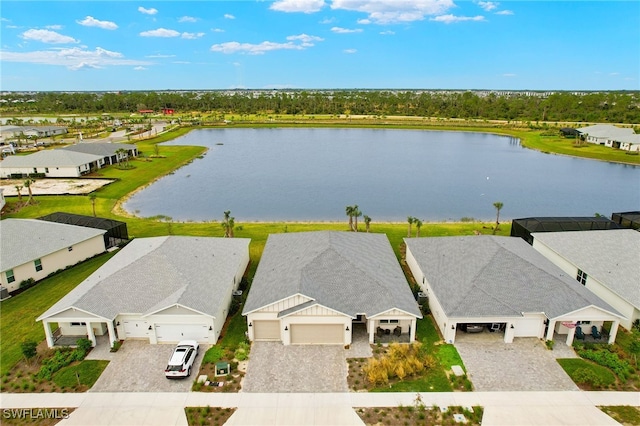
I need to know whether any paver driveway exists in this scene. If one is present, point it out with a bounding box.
[90,340,207,392]
[243,342,349,393]
[454,333,579,391]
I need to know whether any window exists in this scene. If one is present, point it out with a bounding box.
[45,167,49,173]
[33,168,37,173]
[577,269,588,285]
[380,319,399,324]
[34,259,43,272]
[70,322,86,326]
[6,269,15,283]
[68,246,73,252]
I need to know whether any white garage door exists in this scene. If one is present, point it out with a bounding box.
[290,324,344,345]
[514,318,543,337]
[123,320,148,339]
[155,324,209,343]
[253,320,280,341]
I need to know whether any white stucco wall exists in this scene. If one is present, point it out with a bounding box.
[1,234,106,292]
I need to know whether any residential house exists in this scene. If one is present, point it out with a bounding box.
[62,143,138,165]
[404,236,623,346]
[0,149,105,178]
[532,229,639,330]
[576,124,635,146]
[37,236,250,348]
[243,232,422,346]
[0,219,107,292]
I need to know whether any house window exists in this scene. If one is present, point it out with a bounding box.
[45,167,49,173]
[380,319,399,324]
[33,168,37,173]
[576,269,588,285]
[6,269,15,283]
[70,322,87,326]
[68,246,73,252]
[34,259,43,272]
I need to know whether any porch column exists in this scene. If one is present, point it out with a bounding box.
[106,321,117,348]
[565,327,576,346]
[43,321,54,348]
[86,323,96,347]
[409,318,417,342]
[545,320,556,341]
[608,321,619,345]
[368,319,375,344]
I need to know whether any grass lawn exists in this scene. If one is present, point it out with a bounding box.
[599,406,640,426]
[0,252,116,376]
[53,360,109,389]
[557,358,617,389]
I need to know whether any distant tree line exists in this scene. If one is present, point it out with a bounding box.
[1,90,639,123]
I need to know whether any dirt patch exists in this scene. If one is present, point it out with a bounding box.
[0,178,114,196]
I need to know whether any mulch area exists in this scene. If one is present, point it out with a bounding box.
[355,404,483,426]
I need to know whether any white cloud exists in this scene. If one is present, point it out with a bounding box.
[140,28,180,37]
[134,66,147,70]
[172,61,191,64]
[430,14,485,24]
[179,16,198,23]
[181,32,205,39]
[21,29,78,44]
[320,17,336,24]
[224,14,235,19]
[496,10,513,15]
[46,25,63,30]
[344,48,357,54]
[77,16,118,30]
[331,26,363,33]
[211,41,303,55]
[0,46,150,70]
[286,33,324,46]
[212,28,225,32]
[357,18,371,24]
[138,6,158,15]
[380,30,395,35]
[477,1,498,12]
[270,0,326,13]
[331,0,455,24]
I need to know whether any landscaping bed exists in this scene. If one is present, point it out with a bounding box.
[598,406,640,426]
[355,403,483,426]
[185,406,236,426]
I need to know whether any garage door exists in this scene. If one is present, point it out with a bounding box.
[290,324,344,345]
[253,320,280,341]
[123,320,148,339]
[155,324,209,343]
[514,318,543,337]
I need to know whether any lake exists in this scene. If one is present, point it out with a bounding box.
[123,128,639,222]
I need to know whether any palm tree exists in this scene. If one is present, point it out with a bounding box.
[352,205,362,232]
[24,179,35,204]
[493,201,504,235]
[407,216,415,238]
[415,219,423,237]
[222,210,232,237]
[363,215,371,233]
[345,205,354,231]
[14,185,23,203]
[89,193,97,217]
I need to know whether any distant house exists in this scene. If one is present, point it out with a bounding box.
[576,124,635,146]
[532,229,639,330]
[38,212,129,249]
[243,232,422,346]
[0,150,104,178]
[405,236,623,346]
[0,219,107,292]
[0,125,67,140]
[611,133,640,152]
[37,236,250,348]
[62,143,138,165]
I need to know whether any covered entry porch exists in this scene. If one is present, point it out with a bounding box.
[546,306,622,346]
[39,308,117,349]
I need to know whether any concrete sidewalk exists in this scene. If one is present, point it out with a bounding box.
[1,391,638,425]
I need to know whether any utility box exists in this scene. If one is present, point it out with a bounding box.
[417,292,428,305]
[215,362,230,377]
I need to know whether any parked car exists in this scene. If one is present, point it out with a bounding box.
[461,323,485,333]
[165,340,199,379]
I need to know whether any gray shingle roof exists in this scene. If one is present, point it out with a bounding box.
[0,150,103,168]
[532,230,640,309]
[576,124,635,138]
[38,236,250,321]
[243,232,421,318]
[0,219,106,271]
[404,236,621,319]
[62,143,137,156]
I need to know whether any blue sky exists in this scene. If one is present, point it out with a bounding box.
[1,1,638,91]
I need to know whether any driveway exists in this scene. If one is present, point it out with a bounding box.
[454,335,579,391]
[89,340,207,392]
[243,342,349,393]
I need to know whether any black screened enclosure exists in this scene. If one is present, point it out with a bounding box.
[511,216,621,245]
[611,211,640,230]
[38,212,128,248]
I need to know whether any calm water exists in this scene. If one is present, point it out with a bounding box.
[123,128,640,222]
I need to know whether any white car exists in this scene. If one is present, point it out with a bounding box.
[164,340,199,379]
